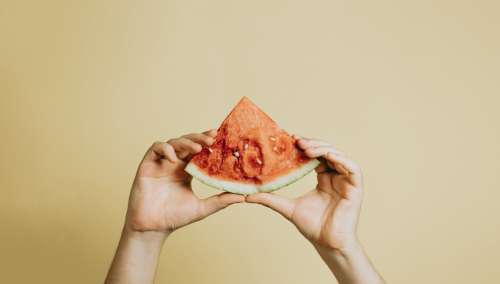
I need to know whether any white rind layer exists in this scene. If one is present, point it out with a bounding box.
[184,159,320,195]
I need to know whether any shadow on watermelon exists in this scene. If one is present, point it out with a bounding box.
[185,97,320,194]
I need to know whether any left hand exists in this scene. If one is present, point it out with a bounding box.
[125,130,245,235]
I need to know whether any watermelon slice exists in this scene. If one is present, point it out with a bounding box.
[185,97,320,194]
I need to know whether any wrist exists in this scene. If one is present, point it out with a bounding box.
[121,225,171,246]
[314,237,363,262]
[313,233,360,254]
[106,225,168,284]
[315,239,385,284]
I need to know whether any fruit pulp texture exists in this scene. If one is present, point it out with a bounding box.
[191,125,310,184]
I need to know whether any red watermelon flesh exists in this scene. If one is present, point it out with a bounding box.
[185,97,319,194]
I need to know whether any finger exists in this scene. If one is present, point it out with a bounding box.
[168,137,202,153]
[297,138,330,149]
[167,137,203,159]
[144,141,178,163]
[203,129,218,137]
[314,160,329,173]
[332,175,363,201]
[199,192,245,218]
[292,134,312,140]
[182,133,214,147]
[304,146,345,172]
[304,145,343,157]
[324,151,361,177]
[304,146,361,178]
[245,193,295,220]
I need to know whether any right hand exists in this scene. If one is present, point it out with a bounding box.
[246,137,364,252]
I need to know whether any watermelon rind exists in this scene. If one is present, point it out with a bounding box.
[184,159,320,195]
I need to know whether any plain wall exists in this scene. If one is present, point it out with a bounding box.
[1,0,499,283]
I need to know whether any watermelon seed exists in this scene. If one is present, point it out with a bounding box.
[233,151,240,158]
[269,136,276,141]
[208,147,213,153]
[244,143,249,150]
[256,158,262,165]
[273,146,279,152]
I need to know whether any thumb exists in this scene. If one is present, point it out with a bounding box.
[199,192,245,218]
[245,193,295,220]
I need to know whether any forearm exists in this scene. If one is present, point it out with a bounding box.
[315,241,385,284]
[105,228,168,284]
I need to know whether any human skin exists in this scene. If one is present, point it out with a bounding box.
[246,136,386,284]
[105,132,385,284]
[105,130,244,284]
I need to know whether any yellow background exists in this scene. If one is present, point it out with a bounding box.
[1,1,499,283]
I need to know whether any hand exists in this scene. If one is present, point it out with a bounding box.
[106,131,245,284]
[246,137,363,252]
[125,130,245,235]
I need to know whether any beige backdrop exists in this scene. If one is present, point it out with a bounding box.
[1,0,499,283]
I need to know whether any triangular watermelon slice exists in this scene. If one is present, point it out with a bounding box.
[185,97,320,194]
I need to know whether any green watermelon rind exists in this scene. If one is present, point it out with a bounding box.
[184,159,320,195]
